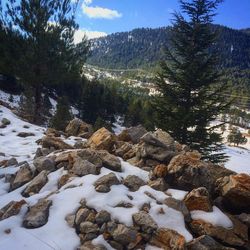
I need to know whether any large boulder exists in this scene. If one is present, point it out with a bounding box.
[165,152,235,193]
[216,174,250,213]
[137,130,177,164]
[0,200,26,221]
[22,171,48,197]
[150,228,186,250]
[66,118,93,139]
[33,156,56,173]
[118,125,147,144]
[189,216,248,248]
[87,127,117,152]
[41,135,73,150]
[132,211,157,234]
[71,157,99,177]
[94,173,120,193]
[97,150,121,172]
[10,163,33,190]
[184,187,212,212]
[23,199,52,228]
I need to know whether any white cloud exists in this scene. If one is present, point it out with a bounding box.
[74,29,107,43]
[82,4,122,19]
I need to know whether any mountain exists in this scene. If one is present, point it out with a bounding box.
[87,25,250,70]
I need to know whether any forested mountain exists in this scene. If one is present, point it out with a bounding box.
[88,25,250,70]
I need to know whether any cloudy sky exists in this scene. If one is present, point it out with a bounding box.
[74,0,250,40]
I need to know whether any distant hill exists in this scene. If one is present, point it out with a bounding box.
[87,25,250,70]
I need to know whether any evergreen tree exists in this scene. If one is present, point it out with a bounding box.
[227,127,247,146]
[50,96,72,131]
[153,0,229,163]
[2,0,89,124]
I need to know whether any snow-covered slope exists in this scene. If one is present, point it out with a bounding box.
[0,106,239,250]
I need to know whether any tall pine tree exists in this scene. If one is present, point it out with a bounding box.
[153,0,229,163]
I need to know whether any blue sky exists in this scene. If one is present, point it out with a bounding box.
[74,0,250,39]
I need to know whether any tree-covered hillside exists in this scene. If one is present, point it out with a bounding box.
[88,25,250,70]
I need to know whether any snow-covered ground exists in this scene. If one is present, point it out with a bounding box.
[0,105,237,250]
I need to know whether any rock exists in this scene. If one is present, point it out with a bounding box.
[112,224,137,245]
[11,163,33,190]
[22,171,48,197]
[34,147,52,159]
[23,199,52,228]
[149,178,168,191]
[1,118,11,126]
[97,150,121,172]
[41,135,73,150]
[153,164,168,178]
[132,211,157,234]
[58,174,74,189]
[118,125,147,144]
[0,200,26,220]
[150,228,186,250]
[216,174,250,213]
[237,213,250,227]
[189,216,248,248]
[186,235,235,250]
[115,141,136,160]
[71,158,99,177]
[164,197,191,223]
[94,173,120,193]
[75,208,91,229]
[123,175,146,191]
[45,128,63,137]
[6,157,18,167]
[137,130,177,163]
[95,210,111,225]
[34,156,55,173]
[65,214,75,228]
[80,221,99,234]
[77,149,103,168]
[17,132,35,137]
[184,187,212,212]
[166,152,235,193]
[65,118,93,138]
[77,242,106,250]
[87,127,117,152]
[95,185,111,193]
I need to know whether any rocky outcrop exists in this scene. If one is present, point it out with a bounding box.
[87,127,117,152]
[123,175,146,191]
[34,156,56,173]
[118,125,147,144]
[22,170,48,197]
[0,200,26,220]
[216,174,250,213]
[150,228,186,250]
[66,118,93,139]
[23,199,52,228]
[41,135,73,150]
[184,187,212,212]
[10,163,33,190]
[165,152,235,193]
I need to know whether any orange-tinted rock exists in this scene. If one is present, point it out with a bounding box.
[0,200,27,220]
[41,135,73,150]
[153,164,168,178]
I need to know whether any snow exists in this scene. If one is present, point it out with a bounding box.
[166,189,188,200]
[191,206,233,229]
[0,90,20,108]
[112,115,125,135]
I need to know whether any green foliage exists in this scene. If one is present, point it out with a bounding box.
[227,127,247,146]
[50,96,72,131]
[94,116,112,132]
[153,0,229,163]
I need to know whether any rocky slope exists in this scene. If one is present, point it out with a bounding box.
[0,106,250,250]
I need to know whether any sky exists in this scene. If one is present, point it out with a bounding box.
[74,0,250,40]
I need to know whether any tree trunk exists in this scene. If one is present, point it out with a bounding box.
[33,83,42,124]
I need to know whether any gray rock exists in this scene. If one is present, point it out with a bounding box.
[95,185,111,193]
[1,118,11,126]
[6,157,18,167]
[149,178,168,191]
[33,156,55,173]
[75,208,91,228]
[97,150,122,172]
[0,200,26,220]
[123,175,146,191]
[186,235,236,250]
[22,171,48,197]
[80,221,99,234]
[72,158,98,176]
[23,199,52,228]
[118,125,147,144]
[95,210,111,225]
[132,211,157,234]
[94,173,120,193]
[112,224,137,245]
[65,214,75,228]
[11,163,33,190]
[77,242,106,250]
[77,149,103,168]
[237,213,250,227]
[17,132,35,137]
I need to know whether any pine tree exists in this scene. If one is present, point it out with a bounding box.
[227,127,247,146]
[153,0,229,163]
[50,96,72,131]
[2,0,89,124]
